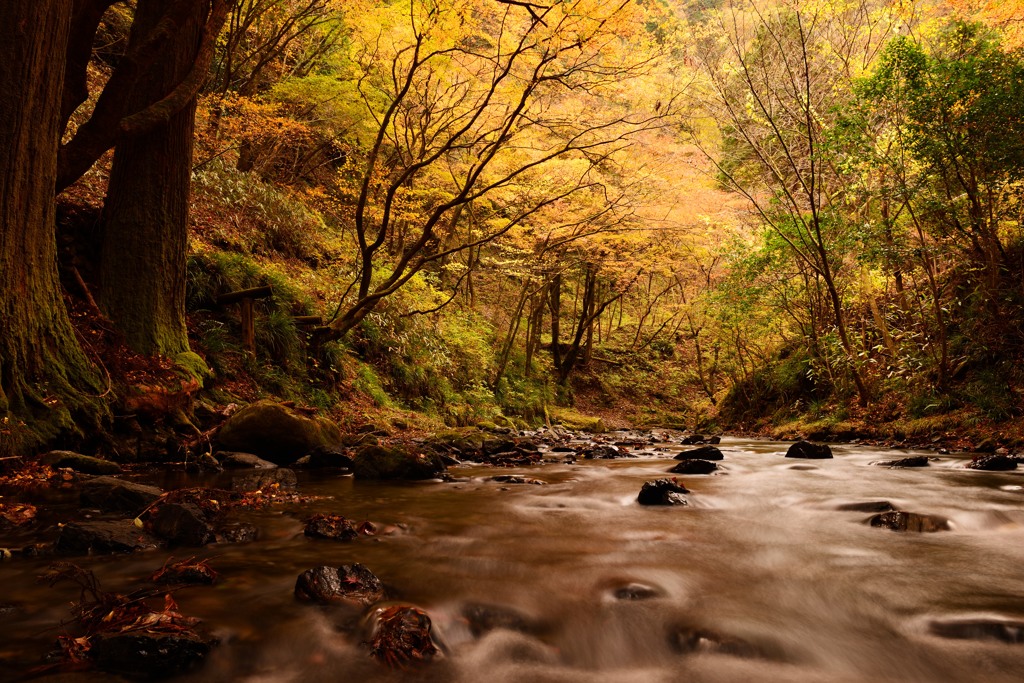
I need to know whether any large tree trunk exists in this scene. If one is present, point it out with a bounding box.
[0,0,102,440]
[99,0,206,356]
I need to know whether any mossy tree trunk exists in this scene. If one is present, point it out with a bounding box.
[99,0,207,357]
[0,0,103,441]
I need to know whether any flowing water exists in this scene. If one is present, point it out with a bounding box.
[4,435,1024,682]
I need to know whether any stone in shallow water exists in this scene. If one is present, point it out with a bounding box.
[674,446,723,461]
[637,479,689,506]
[294,563,384,606]
[612,582,662,601]
[462,603,534,637]
[304,513,358,541]
[929,619,1024,643]
[670,459,718,475]
[836,500,895,513]
[874,456,929,468]
[79,476,164,514]
[90,631,214,677]
[487,475,546,485]
[368,605,439,667]
[55,520,160,555]
[669,626,760,658]
[968,455,1017,471]
[785,440,833,459]
[868,511,950,532]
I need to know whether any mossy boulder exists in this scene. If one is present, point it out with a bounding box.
[215,401,342,465]
[41,451,122,474]
[548,408,607,434]
[351,445,446,480]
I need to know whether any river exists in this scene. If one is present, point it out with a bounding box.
[3,435,1024,682]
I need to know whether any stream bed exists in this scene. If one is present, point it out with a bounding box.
[3,435,1024,682]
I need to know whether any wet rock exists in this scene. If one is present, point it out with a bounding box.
[229,467,297,492]
[669,627,759,658]
[293,445,354,469]
[149,503,214,547]
[368,605,439,667]
[483,438,517,455]
[674,445,723,461]
[550,445,576,453]
[351,445,445,480]
[968,455,1018,471]
[487,475,546,485]
[868,511,950,532]
[836,500,895,513]
[217,451,278,469]
[462,603,534,637]
[974,438,998,453]
[613,583,662,600]
[217,522,258,544]
[785,440,833,459]
[707,436,722,445]
[56,520,160,555]
[304,513,358,541]
[151,558,218,586]
[215,400,342,465]
[874,456,929,468]
[90,630,214,677]
[80,476,164,514]
[41,451,121,475]
[669,459,718,475]
[637,479,689,506]
[294,564,384,606]
[929,619,1024,643]
[583,445,634,459]
[681,435,706,445]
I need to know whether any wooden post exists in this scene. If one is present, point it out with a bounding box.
[240,297,255,357]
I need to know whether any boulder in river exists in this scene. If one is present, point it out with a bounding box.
[79,476,164,515]
[868,511,950,532]
[217,522,258,544]
[674,445,723,461]
[304,513,358,541]
[680,434,706,445]
[217,451,278,469]
[669,626,760,658]
[835,500,895,513]
[929,619,1024,643]
[670,459,718,475]
[41,451,121,475]
[967,454,1017,471]
[294,563,384,605]
[90,630,214,678]
[637,479,689,506]
[488,475,546,485]
[215,400,342,465]
[351,444,445,480]
[149,502,215,547]
[583,445,629,459]
[874,456,929,468]
[785,440,833,459]
[368,605,439,667]
[228,467,297,492]
[293,445,354,469]
[462,603,535,637]
[55,520,160,555]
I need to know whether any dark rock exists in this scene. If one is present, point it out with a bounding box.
[217,522,258,544]
[669,627,759,658]
[613,583,662,600]
[483,438,517,456]
[229,467,297,492]
[583,445,630,459]
[681,435,706,445]
[304,514,358,541]
[462,603,533,637]
[550,446,576,453]
[868,511,950,532]
[215,400,342,465]
[670,459,718,475]
[874,456,929,468]
[974,438,998,453]
[149,503,214,547]
[487,475,546,485]
[151,558,218,586]
[217,451,278,469]
[785,440,833,459]
[41,451,121,475]
[80,476,164,515]
[56,520,160,555]
[368,605,439,667]
[929,619,1024,643]
[707,436,722,445]
[968,455,1017,471]
[352,445,445,480]
[515,439,542,452]
[294,564,384,606]
[90,630,214,677]
[637,479,689,506]
[836,501,895,513]
[294,445,354,469]
[674,446,723,461]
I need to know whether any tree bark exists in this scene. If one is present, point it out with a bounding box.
[0,0,102,438]
[99,0,207,356]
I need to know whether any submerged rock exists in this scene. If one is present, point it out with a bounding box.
[637,479,689,506]
[785,441,833,459]
[612,582,663,601]
[217,451,278,469]
[488,475,546,485]
[90,630,214,677]
[835,500,896,513]
[351,445,445,480]
[215,400,342,465]
[304,514,358,541]
[462,603,534,638]
[674,446,723,461]
[56,520,160,555]
[875,456,929,468]
[228,467,297,492]
[929,619,1024,643]
[680,435,706,445]
[368,605,439,667]
[868,511,950,532]
[669,626,759,658]
[41,451,121,475]
[149,502,215,547]
[294,563,384,606]
[583,445,629,459]
[217,522,258,544]
[670,459,718,475]
[968,455,1017,471]
[79,476,164,515]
